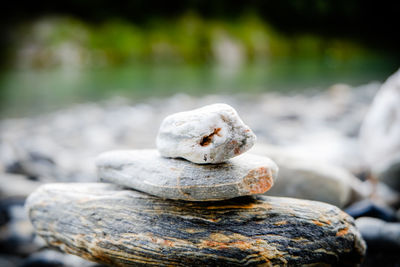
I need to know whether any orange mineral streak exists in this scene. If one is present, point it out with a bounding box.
[162,239,174,247]
[336,227,349,237]
[312,220,325,227]
[202,240,252,250]
[201,233,252,250]
[204,203,255,210]
[203,202,272,211]
[145,233,176,247]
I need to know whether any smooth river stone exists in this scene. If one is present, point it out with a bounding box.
[250,143,364,208]
[96,149,278,201]
[26,183,366,266]
[156,103,256,164]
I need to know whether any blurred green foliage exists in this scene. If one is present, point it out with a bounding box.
[12,13,382,69]
[1,12,398,118]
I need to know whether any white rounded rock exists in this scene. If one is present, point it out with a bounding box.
[156,103,256,164]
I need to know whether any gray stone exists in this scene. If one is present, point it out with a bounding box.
[0,204,40,256]
[345,199,398,222]
[379,153,400,191]
[96,149,278,201]
[23,249,104,267]
[251,143,364,208]
[359,179,400,206]
[355,217,400,250]
[156,103,256,164]
[0,173,43,200]
[360,69,400,190]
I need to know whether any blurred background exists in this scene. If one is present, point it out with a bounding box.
[0,0,399,117]
[1,1,400,266]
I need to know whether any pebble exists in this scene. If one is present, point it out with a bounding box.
[345,199,398,222]
[96,149,278,201]
[0,203,39,256]
[156,103,256,164]
[21,249,104,267]
[0,173,43,200]
[355,217,400,250]
[379,154,400,192]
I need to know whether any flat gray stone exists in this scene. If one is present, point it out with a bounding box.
[96,149,278,201]
[156,103,256,164]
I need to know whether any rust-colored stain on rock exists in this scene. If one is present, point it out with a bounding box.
[201,239,252,251]
[200,128,222,146]
[336,227,349,236]
[229,140,241,155]
[312,220,325,227]
[244,167,273,194]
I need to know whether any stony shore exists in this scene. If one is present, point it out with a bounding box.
[1,80,400,266]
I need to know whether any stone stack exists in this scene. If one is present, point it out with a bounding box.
[96,104,276,201]
[26,104,366,266]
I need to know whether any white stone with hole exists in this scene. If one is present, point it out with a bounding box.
[156,103,256,164]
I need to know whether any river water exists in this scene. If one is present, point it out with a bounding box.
[0,57,397,119]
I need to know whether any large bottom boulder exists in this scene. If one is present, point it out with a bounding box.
[26,183,366,266]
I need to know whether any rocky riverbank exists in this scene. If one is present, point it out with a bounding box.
[1,75,400,265]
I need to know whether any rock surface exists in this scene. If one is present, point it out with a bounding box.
[156,103,256,164]
[360,69,400,189]
[379,153,400,192]
[0,203,39,256]
[26,183,366,266]
[356,217,400,267]
[0,173,43,200]
[96,149,278,201]
[251,144,364,208]
[345,199,398,222]
[355,217,400,250]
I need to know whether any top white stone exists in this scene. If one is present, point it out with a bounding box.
[156,103,256,164]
